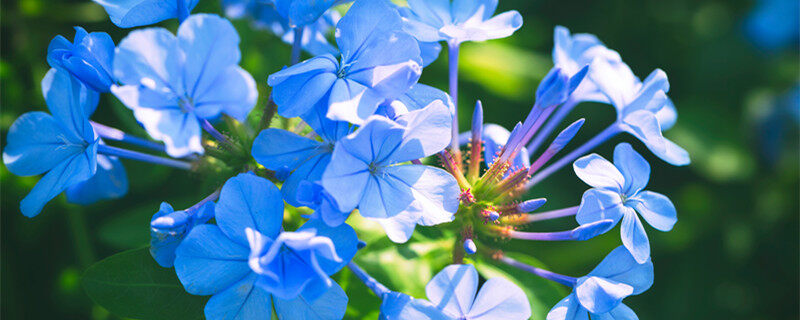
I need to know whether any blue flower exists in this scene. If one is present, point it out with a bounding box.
[401,0,523,45]
[268,0,423,124]
[252,104,352,207]
[173,173,358,319]
[47,27,116,93]
[64,151,128,206]
[552,26,623,104]
[111,14,258,157]
[92,0,199,28]
[547,246,653,320]
[745,0,800,51]
[150,201,215,267]
[271,0,342,28]
[574,143,678,263]
[321,102,459,242]
[3,68,101,217]
[222,0,341,56]
[381,264,531,320]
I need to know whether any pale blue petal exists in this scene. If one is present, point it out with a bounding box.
[282,153,331,206]
[297,219,359,275]
[92,0,199,28]
[272,66,338,119]
[300,102,353,142]
[113,27,184,95]
[574,276,633,314]
[613,143,650,196]
[274,281,348,320]
[321,142,370,213]
[449,10,522,43]
[358,174,416,219]
[594,303,639,320]
[466,277,531,320]
[65,154,128,205]
[400,6,445,43]
[573,154,624,192]
[381,83,453,117]
[588,58,639,109]
[336,0,408,64]
[20,146,97,217]
[252,128,325,171]
[380,292,451,320]
[657,137,690,166]
[204,274,274,320]
[336,115,404,165]
[576,189,625,227]
[128,106,203,157]
[391,101,453,161]
[656,98,677,131]
[273,0,337,27]
[174,224,251,295]
[588,246,654,295]
[193,66,257,122]
[379,165,459,224]
[620,210,650,264]
[547,294,590,320]
[3,112,82,176]
[216,173,285,245]
[407,0,450,28]
[426,264,479,318]
[373,210,420,243]
[325,78,394,125]
[629,191,677,232]
[452,0,498,23]
[418,41,442,67]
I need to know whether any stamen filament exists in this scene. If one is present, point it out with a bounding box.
[91,122,166,152]
[519,205,579,223]
[499,256,577,287]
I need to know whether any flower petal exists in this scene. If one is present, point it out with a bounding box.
[576,189,626,226]
[547,294,590,320]
[574,276,633,314]
[613,143,650,195]
[174,224,251,295]
[573,153,624,192]
[297,218,359,275]
[3,112,82,176]
[216,173,285,244]
[92,0,199,28]
[20,147,97,217]
[204,273,274,320]
[65,154,128,205]
[252,128,325,172]
[113,27,184,95]
[193,66,257,121]
[321,141,370,213]
[425,264,479,318]
[620,210,650,264]
[392,100,453,161]
[273,281,348,320]
[42,68,96,142]
[629,190,677,232]
[129,107,203,157]
[380,291,451,320]
[467,277,531,320]
[588,246,654,295]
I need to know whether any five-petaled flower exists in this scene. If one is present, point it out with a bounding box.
[111,14,258,157]
[547,246,653,320]
[574,143,678,263]
[47,27,116,93]
[174,173,359,320]
[401,0,523,45]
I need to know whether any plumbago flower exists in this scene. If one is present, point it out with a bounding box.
[2,68,125,217]
[174,173,359,319]
[149,196,216,268]
[574,143,677,263]
[534,246,654,320]
[321,102,460,242]
[92,0,199,28]
[348,263,531,320]
[268,0,423,124]
[222,0,341,56]
[47,27,116,93]
[112,14,258,157]
[401,0,523,45]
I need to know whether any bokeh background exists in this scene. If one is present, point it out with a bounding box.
[2,0,798,319]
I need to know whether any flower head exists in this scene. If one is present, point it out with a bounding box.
[381,264,531,320]
[150,201,215,267]
[547,246,653,320]
[574,143,678,263]
[47,27,116,92]
[3,68,104,217]
[92,0,199,28]
[112,14,258,157]
[321,102,459,242]
[268,0,423,124]
[174,173,358,319]
[402,0,523,45]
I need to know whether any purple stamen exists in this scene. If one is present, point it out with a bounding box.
[526,99,580,153]
[528,118,585,175]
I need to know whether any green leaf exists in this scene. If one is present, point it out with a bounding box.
[474,253,568,320]
[82,247,208,320]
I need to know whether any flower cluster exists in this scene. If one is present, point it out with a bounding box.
[4,0,689,319]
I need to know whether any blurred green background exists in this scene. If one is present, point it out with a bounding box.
[2,0,798,319]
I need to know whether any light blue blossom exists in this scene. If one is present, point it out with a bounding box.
[321,102,459,243]
[546,246,653,320]
[268,0,423,124]
[222,0,341,56]
[381,264,531,320]
[111,14,258,157]
[401,0,523,45]
[47,27,116,93]
[3,68,101,217]
[174,173,358,319]
[552,26,623,104]
[574,143,678,263]
[93,0,199,28]
[252,104,352,207]
[150,200,215,267]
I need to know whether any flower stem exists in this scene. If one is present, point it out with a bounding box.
[448,42,461,154]
[347,262,390,297]
[499,256,576,287]
[290,27,305,65]
[526,99,579,154]
[91,122,165,152]
[526,123,621,188]
[200,118,230,144]
[97,144,193,170]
